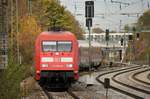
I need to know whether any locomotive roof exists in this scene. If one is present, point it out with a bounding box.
[37,31,76,40]
[40,31,74,36]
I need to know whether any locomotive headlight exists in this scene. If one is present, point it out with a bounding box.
[61,57,73,62]
[41,64,48,67]
[66,64,73,68]
[41,57,53,62]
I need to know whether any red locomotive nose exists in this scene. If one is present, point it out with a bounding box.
[35,31,79,85]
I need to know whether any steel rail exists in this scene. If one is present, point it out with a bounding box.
[96,65,144,99]
[148,73,150,80]
[132,68,150,86]
[67,89,80,99]
[40,84,80,99]
[41,86,53,99]
[112,68,150,94]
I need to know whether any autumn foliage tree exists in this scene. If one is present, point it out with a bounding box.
[135,9,150,62]
[19,15,41,64]
[138,9,150,28]
[32,0,84,39]
[124,9,150,64]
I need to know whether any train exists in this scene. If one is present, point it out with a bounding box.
[78,40,102,71]
[35,31,79,88]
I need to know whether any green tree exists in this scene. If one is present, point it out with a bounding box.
[138,9,150,28]
[32,0,84,39]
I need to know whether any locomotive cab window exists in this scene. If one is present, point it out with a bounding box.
[42,41,57,52]
[42,41,72,52]
[58,41,72,52]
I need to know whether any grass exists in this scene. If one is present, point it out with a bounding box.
[0,59,33,99]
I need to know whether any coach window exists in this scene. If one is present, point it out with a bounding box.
[42,41,57,52]
[58,41,72,52]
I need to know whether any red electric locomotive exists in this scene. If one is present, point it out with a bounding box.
[35,31,79,87]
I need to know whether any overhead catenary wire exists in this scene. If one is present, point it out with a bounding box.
[60,0,149,32]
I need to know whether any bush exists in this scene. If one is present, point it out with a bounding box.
[0,59,32,99]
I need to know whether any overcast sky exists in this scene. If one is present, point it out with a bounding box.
[59,0,150,32]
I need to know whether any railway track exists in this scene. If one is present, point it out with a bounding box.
[29,74,80,99]
[112,67,150,95]
[131,68,150,87]
[39,81,105,99]
[41,86,80,99]
[148,73,150,80]
[96,65,147,99]
[30,64,148,99]
[67,89,80,99]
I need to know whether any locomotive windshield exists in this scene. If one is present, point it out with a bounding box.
[42,41,57,52]
[42,41,72,52]
[58,41,72,52]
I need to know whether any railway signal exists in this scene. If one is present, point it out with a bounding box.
[85,1,94,71]
[85,1,94,28]
[120,38,123,46]
[105,29,109,62]
[104,78,110,88]
[104,78,110,99]
[105,29,109,41]
[128,35,133,40]
[136,32,140,40]
[85,0,94,27]
[86,18,92,27]
[119,50,122,61]
[85,1,94,18]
